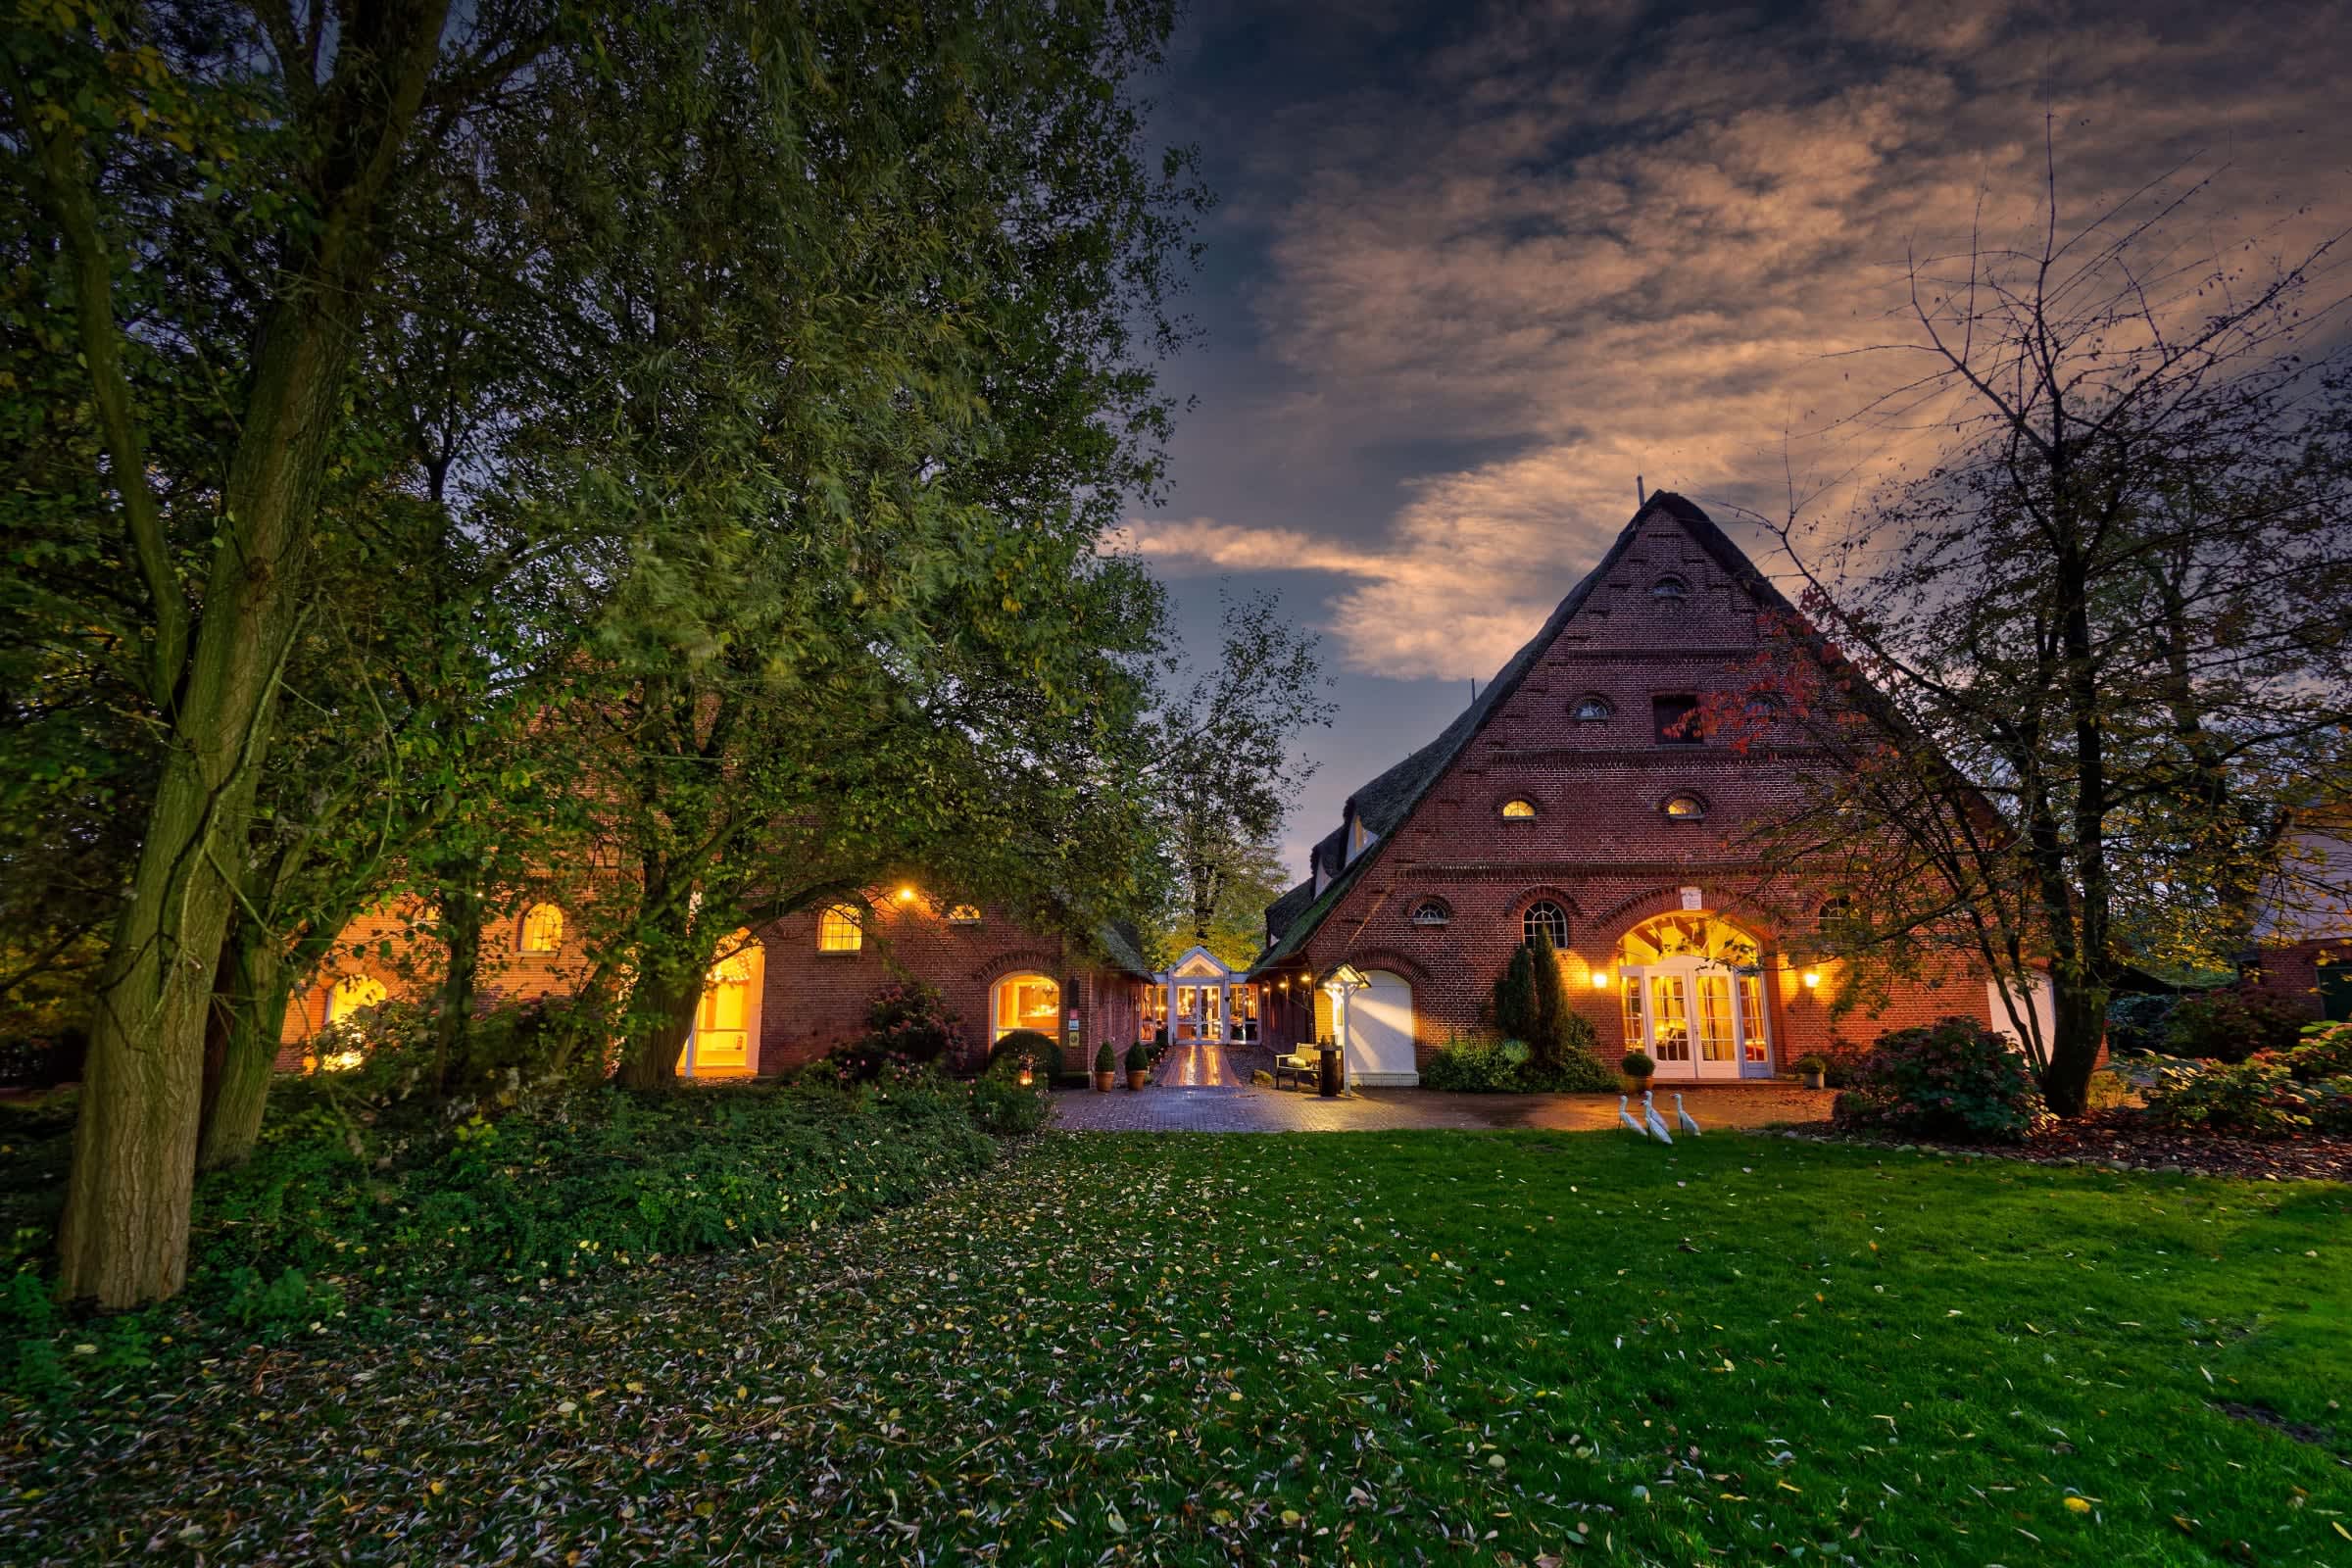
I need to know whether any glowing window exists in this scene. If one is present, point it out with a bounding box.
[947,905,982,925]
[518,903,564,954]
[1570,696,1613,722]
[1521,900,1568,950]
[1651,575,1690,601]
[1663,794,1707,820]
[1409,899,1451,927]
[994,973,1059,1042]
[1652,695,1702,745]
[1499,798,1537,819]
[817,905,863,953]
[327,975,387,1023]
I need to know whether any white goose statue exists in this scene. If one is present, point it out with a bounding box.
[1674,1093,1702,1136]
[1617,1095,1646,1135]
[1642,1090,1674,1145]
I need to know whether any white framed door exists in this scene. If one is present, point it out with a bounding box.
[1622,960,1761,1080]
[1348,971,1417,1085]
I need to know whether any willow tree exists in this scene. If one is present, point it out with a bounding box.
[1738,166,2352,1116]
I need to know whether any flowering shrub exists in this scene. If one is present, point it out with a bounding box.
[2305,1077,2352,1135]
[2161,991,2305,1063]
[2141,1057,2312,1137]
[829,981,968,1081]
[1832,1017,2047,1143]
[2285,1022,2352,1082]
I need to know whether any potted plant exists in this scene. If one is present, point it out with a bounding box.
[1093,1041,1116,1093]
[1620,1050,1655,1096]
[1125,1040,1151,1091]
[1792,1053,1829,1090]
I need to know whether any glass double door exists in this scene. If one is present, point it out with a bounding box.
[1620,960,1769,1080]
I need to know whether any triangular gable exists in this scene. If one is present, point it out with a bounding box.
[1166,944,1236,980]
[1254,492,1793,972]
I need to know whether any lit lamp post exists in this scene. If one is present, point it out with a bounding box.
[1319,963,1368,1099]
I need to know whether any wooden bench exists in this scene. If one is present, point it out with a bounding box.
[1272,1052,1319,1091]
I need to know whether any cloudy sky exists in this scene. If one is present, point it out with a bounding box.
[1124,0,2351,878]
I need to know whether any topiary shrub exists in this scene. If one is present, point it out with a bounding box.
[1620,1050,1655,1080]
[2141,1056,2312,1137]
[1124,1040,1149,1074]
[2162,991,2305,1063]
[986,1028,1054,1078]
[1093,1041,1115,1075]
[1832,1017,2046,1144]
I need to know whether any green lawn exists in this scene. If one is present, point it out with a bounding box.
[4,1130,2346,1565]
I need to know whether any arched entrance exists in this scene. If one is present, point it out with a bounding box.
[1613,912,1771,1080]
[680,931,763,1078]
[1348,969,1417,1085]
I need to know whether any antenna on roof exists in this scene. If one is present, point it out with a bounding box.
[1637,473,1646,506]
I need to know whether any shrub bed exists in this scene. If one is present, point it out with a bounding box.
[1420,1035,1616,1093]
[1,1066,1000,1396]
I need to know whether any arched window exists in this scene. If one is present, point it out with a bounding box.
[1663,793,1707,820]
[1409,899,1451,928]
[1570,695,1614,723]
[947,905,982,925]
[1650,575,1690,601]
[327,974,387,1023]
[518,903,564,954]
[1817,895,1861,946]
[817,905,863,953]
[1499,798,1538,819]
[1522,900,1569,950]
[993,972,1060,1042]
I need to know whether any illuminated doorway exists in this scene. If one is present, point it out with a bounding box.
[1613,912,1771,1080]
[680,931,763,1078]
[993,973,1060,1042]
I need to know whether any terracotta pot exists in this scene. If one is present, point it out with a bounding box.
[1801,1070,1826,1090]
[1626,1074,1654,1098]
[1127,1069,1149,1091]
[1093,1071,1114,1093]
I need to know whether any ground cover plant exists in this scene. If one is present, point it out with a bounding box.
[1,1131,2342,1565]
[0,1072,1001,1398]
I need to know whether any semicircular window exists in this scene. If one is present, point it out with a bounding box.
[1409,899,1452,928]
[1663,793,1707,820]
[1570,695,1614,723]
[1651,575,1690,601]
[1521,900,1569,949]
[1499,798,1538,819]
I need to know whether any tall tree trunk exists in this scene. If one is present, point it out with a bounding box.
[433,883,484,1096]
[52,2,455,1305]
[618,958,702,1092]
[197,931,291,1173]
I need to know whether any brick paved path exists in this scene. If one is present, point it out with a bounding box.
[1153,1042,1247,1088]
[1050,1083,1833,1133]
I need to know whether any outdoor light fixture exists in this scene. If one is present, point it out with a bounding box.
[1801,968,1821,989]
[1591,968,1610,989]
[1017,1054,1034,1088]
[896,886,917,903]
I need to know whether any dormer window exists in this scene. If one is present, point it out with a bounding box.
[1409,899,1452,928]
[1499,798,1538,819]
[1570,695,1613,723]
[1663,793,1707,820]
[1650,575,1690,602]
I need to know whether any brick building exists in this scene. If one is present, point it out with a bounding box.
[2242,805,2352,1022]
[277,889,1152,1079]
[1250,491,2013,1085]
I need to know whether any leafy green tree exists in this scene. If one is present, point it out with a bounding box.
[1155,590,1336,948]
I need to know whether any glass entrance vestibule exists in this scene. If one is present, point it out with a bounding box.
[1151,945,1258,1045]
[1610,913,1775,1080]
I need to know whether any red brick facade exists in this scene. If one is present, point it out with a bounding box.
[1253,493,2000,1080]
[276,892,1148,1078]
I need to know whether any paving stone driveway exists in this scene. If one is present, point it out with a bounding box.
[1049,1083,1833,1133]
